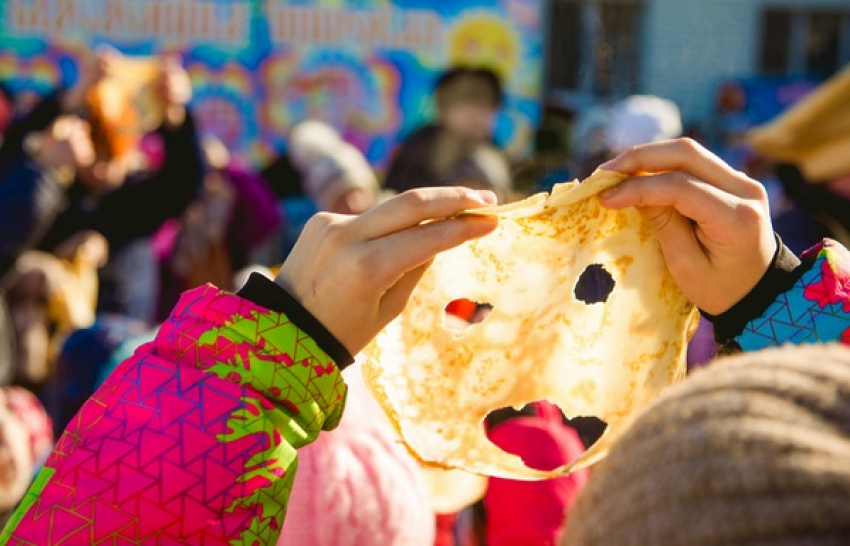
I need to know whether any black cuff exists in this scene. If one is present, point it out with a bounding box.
[703,235,813,343]
[236,273,354,369]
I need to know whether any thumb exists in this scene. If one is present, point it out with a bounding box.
[379,261,431,323]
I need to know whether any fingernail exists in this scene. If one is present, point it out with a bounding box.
[474,189,497,205]
[599,158,619,171]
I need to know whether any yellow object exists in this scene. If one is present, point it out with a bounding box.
[364,170,698,480]
[447,11,519,82]
[747,66,850,182]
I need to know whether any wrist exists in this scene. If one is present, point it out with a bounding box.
[703,234,809,343]
[237,273,354,369]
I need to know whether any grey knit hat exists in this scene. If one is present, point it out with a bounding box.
[561,343,850,546]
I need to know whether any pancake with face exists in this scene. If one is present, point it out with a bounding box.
[364,170,698,479]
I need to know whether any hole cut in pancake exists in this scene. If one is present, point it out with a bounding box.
[484,402,602,471]
[363,170,698,480]
[574,264,616,304]
[444,299,493,331]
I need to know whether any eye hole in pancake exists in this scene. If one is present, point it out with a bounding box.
[484,403,608,470]
[574,264,615,304]
[444,299,494,331]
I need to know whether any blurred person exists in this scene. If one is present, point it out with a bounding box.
[433,67,503,143]
[159,135,281,310]
[1,231,106,387]
[0,385,52,528]
[46,262,278,440]
[2,50,203,323]
[385,66,505,194]
[0,116,103,388]
[560,343,850,546]
[0,116,94,281]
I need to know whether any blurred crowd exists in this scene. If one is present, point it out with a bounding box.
[0,46,849,545]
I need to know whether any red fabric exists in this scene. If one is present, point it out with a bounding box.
[445,299,477,321]
[435,513,458,546]
[484,402,589,546]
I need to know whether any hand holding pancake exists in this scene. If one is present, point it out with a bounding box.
[276,187,498,355]
[599,138,776,315]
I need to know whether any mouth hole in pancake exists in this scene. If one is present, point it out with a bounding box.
[484,402,606,471]
[564,416,608,449]
[443,299,494,331]
[574,264,615,304]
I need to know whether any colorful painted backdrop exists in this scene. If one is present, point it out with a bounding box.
[0,0,543,168]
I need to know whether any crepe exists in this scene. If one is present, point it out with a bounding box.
[363,170,698,480]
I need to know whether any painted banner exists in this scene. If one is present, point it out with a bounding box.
[0,0,543,169]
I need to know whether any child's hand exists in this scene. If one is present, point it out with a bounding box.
[276,187,498,355]
[28,116,95,177]
[158,56,192,127]
[599,138,776,315]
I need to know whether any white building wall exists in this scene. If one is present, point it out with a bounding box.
[640,0,849,124]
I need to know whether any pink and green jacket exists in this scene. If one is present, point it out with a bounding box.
[2,274,351,545]
[3,238,850,544]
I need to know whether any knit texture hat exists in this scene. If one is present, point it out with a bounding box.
[301,142,378,213]
[605,95,682,155]
[561,343,850,546]
[288,121,378,212]
[277,366,435,546]
[287,120,342,172]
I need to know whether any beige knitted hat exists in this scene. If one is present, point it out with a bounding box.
[561,343,850,546]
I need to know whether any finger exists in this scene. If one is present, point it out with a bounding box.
[599,172,747,242]
[353,187,497,240]
[365,214,497,286]
[379,262,431,321]
[600,138,760,198]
